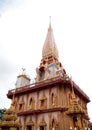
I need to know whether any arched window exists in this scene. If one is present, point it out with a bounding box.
[51,93,57,107]
[26,119,34,130]
[73,116,77,128]
[40,93,47,109]
[52,119,55,128]
[30,98,33,106]
[29,97,34,110]
[51,118,59,130]
[19,97,24,111]
[40,126,44,130]
[19,104,22,111]
[2,127,10,130]
[41,100,45,107]
[27,126,32,130]
[51,93,54,105]
[39,117,47,130]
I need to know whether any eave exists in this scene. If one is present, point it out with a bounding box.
[7,76,90,103]
[17,107,68,116]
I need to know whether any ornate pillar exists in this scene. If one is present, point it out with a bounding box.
[57,84,60,107]
[36,91,39,109]
[26,94,29,110]
[58,111,61,130]
[62,112,65,130]
[49,113,52,130]
[35,114,38,130]
[69,117,73,130]
[61,85,64,106]
[49,88,51,108]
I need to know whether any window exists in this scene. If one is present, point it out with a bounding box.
[28,97,35,110]
[30,98,33,105]
[51,93,54,105]
[73,116,77,127]
[27,126,32,130]
[2,127,10,130]
[19,97,24,111]
[29,98,33,109]
[41,100,45,107]
[52,119,55,128]
[19,104,22,111]
[39,116,47,130]
[40,126,44,130]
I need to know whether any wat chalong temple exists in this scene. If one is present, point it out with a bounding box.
[7,22,90,130]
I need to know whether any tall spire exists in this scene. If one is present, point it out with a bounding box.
[36,19,66,82]
[42,17,59,60]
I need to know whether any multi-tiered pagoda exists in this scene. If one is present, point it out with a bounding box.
[7,21,90,130]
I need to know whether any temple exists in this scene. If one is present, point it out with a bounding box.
[7,21,90,130]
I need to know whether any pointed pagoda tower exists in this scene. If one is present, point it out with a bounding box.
[7,21,90,130]
[35,20,66,82]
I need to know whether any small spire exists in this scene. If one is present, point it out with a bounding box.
[22,68,26,75]
[67,77,84,115]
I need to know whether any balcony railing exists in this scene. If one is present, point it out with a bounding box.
[8,75,90,101]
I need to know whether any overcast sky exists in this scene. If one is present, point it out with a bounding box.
[0,0,92,121]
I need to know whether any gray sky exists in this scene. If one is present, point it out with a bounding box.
[0,0,92,121]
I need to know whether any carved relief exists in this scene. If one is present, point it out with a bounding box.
[28,97,35,110]
[39,116,47,130]
[51,93,57,107]
[40,92,47,109]
[26,118,34,130]
[49,113,59,130]
[19,97,24,111]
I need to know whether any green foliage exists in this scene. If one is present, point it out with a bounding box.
[90,122,92,130]
[0,108,6,121]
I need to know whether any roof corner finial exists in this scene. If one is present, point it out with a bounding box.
[70,76,75,96]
